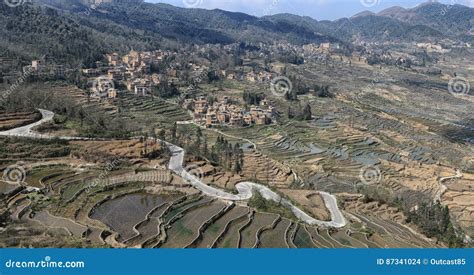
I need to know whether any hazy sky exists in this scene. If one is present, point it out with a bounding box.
[147,0,474,20]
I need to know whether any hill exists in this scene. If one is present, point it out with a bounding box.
[377,2,473,38]
[0,1,472,66]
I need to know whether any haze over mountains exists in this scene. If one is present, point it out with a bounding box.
[0,0,472,66]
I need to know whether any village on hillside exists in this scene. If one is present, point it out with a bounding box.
[75,48,281,128]
[183,96,276,128]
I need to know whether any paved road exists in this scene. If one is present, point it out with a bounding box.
[0,109,89,141]
[167,138,345,227]
[0,109,54,138]
[0,110,347,228]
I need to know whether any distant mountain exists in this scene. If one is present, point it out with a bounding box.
[377,6,408,18]
[0,1,164,67]
[334,13,444,42]
[83,3,343,45]
[0,1,344,61]
[351,10,376,18]
[35,0,472,44]
[377,2,473,39]
[0,1,472,67]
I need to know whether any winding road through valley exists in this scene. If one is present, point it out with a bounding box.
[0,109,346,228]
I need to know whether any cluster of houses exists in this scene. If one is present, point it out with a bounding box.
[85,48,279,100]
[85,50,172,99]
[222,68,272,83]
[300,43,342,56]
[185,96,276,128]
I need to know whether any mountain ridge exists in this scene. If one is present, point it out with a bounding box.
[0,1,472,66]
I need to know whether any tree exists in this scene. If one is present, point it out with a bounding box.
[203,135,209,157]
[207,70,220,83]
[233,158,242,173]
[314,85,332,98]
[78,107,85,127]
[171,122,177,143]
[285,86,298,101]
[243,91,263,105]
[154,81,180,98]
[143,132,149,154]
[158,129,166,141]
[288,106,294,119]
[302,103,312,120]
[158,129,166,149]
[194,127,202,155]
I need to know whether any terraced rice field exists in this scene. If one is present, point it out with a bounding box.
[60,172,101,202]
[259,218,291,248]
[25,168,70,188]
[162,196,213,225]
[44,174,443,249]
[218,90,472,216]
[318,229,347,248]
[160,200,227,248]
[57,169,141,202]
[286,223,298,248]
[195,206,249,248]
[125,203,172,247]
[293,225,316,248]
[0,116,453,249]
[0,111,41,131]
[305,226,332,248]
[3,174,444,249]
[215,212,252,248]
[31,211,87,237]
[112,95,190,131]
[9,197,31,221]
[239,212,279,248]
[0,137,448,250]
[90,193,177,242]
